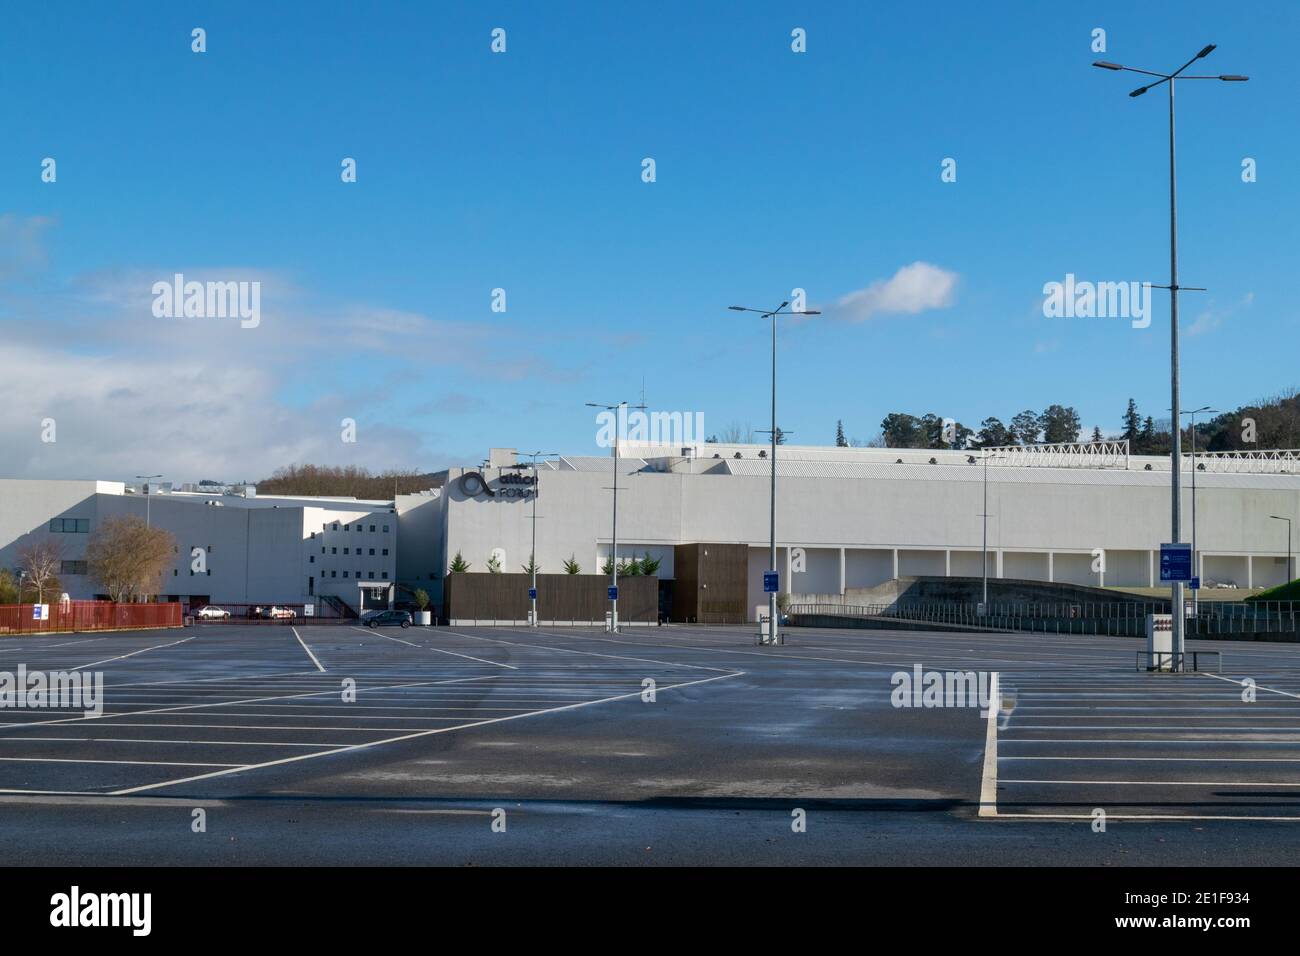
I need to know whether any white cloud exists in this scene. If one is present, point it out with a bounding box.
[825,261,959,323]
[0,258,555,479]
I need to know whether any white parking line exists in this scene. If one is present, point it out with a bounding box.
[109,670,745,796]
[353,627,517,669]
[70,635,196,671]
[291,627,326,673]
[0,756,240,767]
[979,672,999,818]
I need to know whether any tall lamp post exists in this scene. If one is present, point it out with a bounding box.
[511,451,558,627]
[1179,406,1217,611]
[587,401,638,632]
[136,474,162,528]
[979,451,1007,613]
[727,300,820,645]
[1270,515,1294,585]
[1094,45,1248,670]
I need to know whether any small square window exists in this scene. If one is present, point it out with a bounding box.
[382,548,389,556]
[309,556,315,564]
[369,525,375,532]
[343,571,349,578]
[368,571,375,579]
[344,548,350,555]
[383,525,389,533]
[381,572,389,580]
[369,548,375,556]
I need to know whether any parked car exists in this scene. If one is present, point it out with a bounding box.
[193,605,231,620]
[365,610,412,629]
[262,606,297,620]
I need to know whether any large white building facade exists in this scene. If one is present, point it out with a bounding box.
[0,480,397,611]
[2,441,1297,621]
[402,443,1300,620]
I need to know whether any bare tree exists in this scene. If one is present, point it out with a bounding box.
[17,540,62,604]
[718,421,756,444]
[85,515,176,602]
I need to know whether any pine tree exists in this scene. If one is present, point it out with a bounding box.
[835,420,848,447]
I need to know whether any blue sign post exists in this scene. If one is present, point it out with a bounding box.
[528,587,537,601]
[607,585,618,601]
[1159,543,1193,582]
[763,571,779,594]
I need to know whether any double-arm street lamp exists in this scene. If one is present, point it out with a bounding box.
[727,300,820,645]
[586,401,640,632]
[510,451,558,626]
[1094,45,1248,669]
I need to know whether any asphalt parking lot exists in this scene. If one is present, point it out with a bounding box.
[0,621,1298,865]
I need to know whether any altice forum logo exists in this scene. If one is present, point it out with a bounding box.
[151,273,261,328]
[1042,273,1152,329]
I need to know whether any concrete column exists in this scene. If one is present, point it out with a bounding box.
[1047,552,1054,583]
[1148,550,1156,588]
[1248,556,1254,589]
[892,548,899,580]
[944,550,951,577]
[784,547,792,588]
[839,548,846,595]
[996,550,1004,578]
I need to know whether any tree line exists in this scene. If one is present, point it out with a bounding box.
[834,388,1299,452]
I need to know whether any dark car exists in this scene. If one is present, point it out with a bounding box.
[365,610,412,629]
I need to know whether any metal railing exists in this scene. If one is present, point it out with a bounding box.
[787,600,1300,638]
[0,601,183,634]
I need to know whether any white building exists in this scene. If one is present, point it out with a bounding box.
[404,442,1300,620]
[3,440,1297,620]
[0,480,397,611]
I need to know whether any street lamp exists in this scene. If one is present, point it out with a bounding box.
[1094,45,1248,670]
[979,451,1007,613]
[511,451,558,627]
[1178,406,1217,611]
[586,401,639,632]
[727,301,820,645]
[136,474,162,528]
[1269,515,1294,585]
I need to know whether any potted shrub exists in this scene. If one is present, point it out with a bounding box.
[413,588,432,626]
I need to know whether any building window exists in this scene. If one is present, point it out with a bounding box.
[332,548,337,554]
[383,525,389,533]
[368,548,375,556]
[344,525,350,531]
[343,571,349,579]
[368,571,375,579]
[381,572,389,580]
[369,524,375,532]
[344,548,350,555]
[60,560,88,575]
[310,531,316,539]
[332,523,339,531]
[49,518,89,533]
[382,548,389,556]
[309,556,315,564]
[331,571,337,578]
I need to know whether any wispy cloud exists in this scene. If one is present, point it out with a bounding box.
[822,261,959,323]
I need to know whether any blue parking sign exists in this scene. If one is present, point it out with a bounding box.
[1159,543,1193,582]
[607,585,618,600]
[763,571,779,594]
[528,587,537,600]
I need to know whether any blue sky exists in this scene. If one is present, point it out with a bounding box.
[1,0,1294,480]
